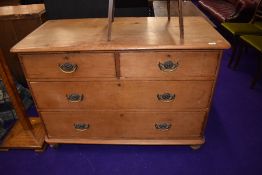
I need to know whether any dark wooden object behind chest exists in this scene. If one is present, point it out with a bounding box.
[0,4,46,84]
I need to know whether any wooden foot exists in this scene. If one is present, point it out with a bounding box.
[49,143,59,149]
[190,145,202,150]
[34,143,47,153]
[233,43,244,70]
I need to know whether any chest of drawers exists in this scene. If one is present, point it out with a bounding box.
[12,17,230,148]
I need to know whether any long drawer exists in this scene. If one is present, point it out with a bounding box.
[30,81,213,110]
[41,111,206,139]
[120,51,219,79]
[21,53,116,79]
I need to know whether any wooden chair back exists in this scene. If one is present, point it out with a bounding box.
[107,0,184,41]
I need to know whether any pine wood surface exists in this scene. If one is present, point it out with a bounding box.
[0,50,32,130]
[0,118,45,151]
[120,51,220,79]
[11,17,230,53]
[0,48,45,151]
[20,51,220,80]
[21,53,116,79]
[41,111,205,139]
[200,52,223,136]
[29,81,213,111]
[12,15,230,147]
[45,137,205,145]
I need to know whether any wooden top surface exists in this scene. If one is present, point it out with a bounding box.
[0,4,45,19]
[11,17,230,53]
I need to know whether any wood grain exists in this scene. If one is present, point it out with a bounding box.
[121,51,219,79]
[0,50,32,130]
[11,17,230,53]
[12,15,229,147]
[0,49,45,151]
[45,137,205,145]
[21,53,116,79]
[114,52,121,79]
[0,118,46,151]
[29,81,213,110]
[41,111,206,139]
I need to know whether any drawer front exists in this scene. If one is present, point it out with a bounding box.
[120,51,219,79]
[30,81,120,110]
[119,81,213,110]
[41,111,206,139]
[30,81,213,110]
[21,53,116,79]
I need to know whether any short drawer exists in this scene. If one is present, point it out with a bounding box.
[120,51,219,79]
[21,53,116,79]
[30,81,213,110]
[41,111,206,139]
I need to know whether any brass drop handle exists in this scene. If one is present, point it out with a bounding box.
[157,93,175,102]
[155,122,172,131]
[74,123,89,131]
[66,93,83,103]
[59,62,78,73]
[158,60,179,72]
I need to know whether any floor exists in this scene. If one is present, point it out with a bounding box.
[1,1,262,175]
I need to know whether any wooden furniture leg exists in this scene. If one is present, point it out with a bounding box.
[108,0,114,41]
[0,49,46,151]
[0,51,32,130]
[233,41,244,69]
[112,0,115,22]
[167,0,171,21]
[228,37,239,68]
[178,0,184,40]
[190,145,202,150]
